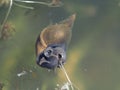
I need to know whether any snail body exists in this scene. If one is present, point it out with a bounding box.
[35,14,76,69]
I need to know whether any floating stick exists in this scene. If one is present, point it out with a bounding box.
[60,62,74,90]
[14,0,49,6]
[14,0,63,7]
[13,2,34,9]
[59,61,80,90]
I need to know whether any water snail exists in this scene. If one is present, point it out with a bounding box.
[35,14,76,69]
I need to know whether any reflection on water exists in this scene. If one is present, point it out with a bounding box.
[0,0,120,90]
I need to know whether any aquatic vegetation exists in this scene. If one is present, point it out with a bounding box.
[0,0,63,39]
[0,22,15,40]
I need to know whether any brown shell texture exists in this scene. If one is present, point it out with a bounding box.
[36,14,76,56]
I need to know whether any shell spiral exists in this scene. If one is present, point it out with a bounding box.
[35,14,76,69]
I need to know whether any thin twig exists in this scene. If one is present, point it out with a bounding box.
[0,0,13,36]
[60,62,74,90]
[14,0,49,6]
[60,62,80,90]
[13,2,34,9]
[14,0,63,7]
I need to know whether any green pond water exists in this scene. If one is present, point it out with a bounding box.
[0,0,120,90]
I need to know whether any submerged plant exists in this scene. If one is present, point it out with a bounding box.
[0,22,15,40]
[0,0,63,38]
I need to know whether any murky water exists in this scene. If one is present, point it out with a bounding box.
[0,0,120,90]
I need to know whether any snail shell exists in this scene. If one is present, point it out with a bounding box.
[35,14,76,69]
